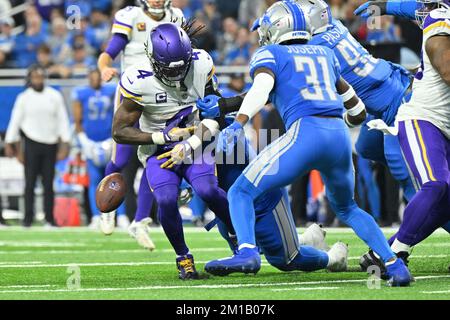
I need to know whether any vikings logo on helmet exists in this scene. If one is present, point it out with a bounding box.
[415,0,450,28]
[145,23,193,87]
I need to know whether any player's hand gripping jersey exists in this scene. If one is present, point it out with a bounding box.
[396,8,450,139]
[112,5,184,71]
[119,49,216,164]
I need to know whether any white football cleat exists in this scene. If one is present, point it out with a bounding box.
[117,214,130,230]
[327,242,348,272]
[299,223,329,251]
[101,211,116,235]
[89,216,101,230]
[128,218,155,251]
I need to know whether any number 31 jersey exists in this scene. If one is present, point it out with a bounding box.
[249,44,343,129]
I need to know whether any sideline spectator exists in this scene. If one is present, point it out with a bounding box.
[0,17,15,68]
[5,65,70,227]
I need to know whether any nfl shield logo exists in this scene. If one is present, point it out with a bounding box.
[156,92,168,103]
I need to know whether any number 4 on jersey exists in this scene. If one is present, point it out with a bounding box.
[137,70,153,80]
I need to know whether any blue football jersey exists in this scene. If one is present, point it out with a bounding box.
[309,19,400,115]
[72,84,116,141]
[249,44,344,129]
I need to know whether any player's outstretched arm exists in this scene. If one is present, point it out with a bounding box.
[336,77,367,127]
[426,35,450,86]
[354,0,417,19]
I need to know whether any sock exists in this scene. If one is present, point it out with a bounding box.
[334,202,395,263]
[391,238,411,254]
[228,176,258,246]
[238,243,256,250]
[397,181,448,245]
[134,171,154,222]
[154,185,189,256]
[288,246,329,272]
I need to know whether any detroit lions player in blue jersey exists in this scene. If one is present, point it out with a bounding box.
[72,69,128,232]
[289,0,416,202]
[199,1,412,286]
[160,112,347,272]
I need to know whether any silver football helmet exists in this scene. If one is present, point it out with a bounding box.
[291,0,332,34]
[251,1,312,46]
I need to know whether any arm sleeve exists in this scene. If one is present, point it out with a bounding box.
[386,0,417,20]
[5,94,25,143]
[105,33,129,60]
[238,72,275,119]
[56,93,72,143]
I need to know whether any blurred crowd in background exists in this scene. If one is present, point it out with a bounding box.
[0,0,422,71]
[0,0,424,228]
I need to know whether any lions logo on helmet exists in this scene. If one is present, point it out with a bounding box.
[251,1,313,46]
[290,0,332,34]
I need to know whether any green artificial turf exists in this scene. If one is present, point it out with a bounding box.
[0,226,449,300]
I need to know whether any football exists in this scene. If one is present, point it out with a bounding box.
[95,173,127,213]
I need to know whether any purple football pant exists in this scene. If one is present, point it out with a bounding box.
[389,120,450,247]
[146,153,233,256]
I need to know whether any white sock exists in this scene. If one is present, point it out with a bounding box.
[391,239,411,254]
[238,243,256,251]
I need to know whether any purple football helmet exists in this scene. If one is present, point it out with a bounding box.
[146,23,193,87]
[415,0,450,28]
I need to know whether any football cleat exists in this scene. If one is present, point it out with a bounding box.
[326,242,348,272]
[100,211,116,235]
[395,251,410,266]
[299,223,329,251]
[176,254,199,280]
[128,218,156,251]
[117,214,130,230]
[205,247,261,276]
[360,249,387,277]
[385,258,413,287]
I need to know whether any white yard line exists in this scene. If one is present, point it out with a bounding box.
[0,285,56,289]
[2,226,447,235]
[271,287,340,292]
[421,289,450,294]
[0,276,449,294]
[0,247,232,255]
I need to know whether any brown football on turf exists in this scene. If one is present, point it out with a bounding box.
[95,173,127,213]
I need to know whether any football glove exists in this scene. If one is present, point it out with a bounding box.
[217,121,244,155]
[196,95,221,119]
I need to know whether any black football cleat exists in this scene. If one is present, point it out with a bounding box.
[395,251,410,266]
[176,254,199,280]
[360,250,389,280]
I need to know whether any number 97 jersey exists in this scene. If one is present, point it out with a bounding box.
[309,19,393,105]
[250,44,344,130]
